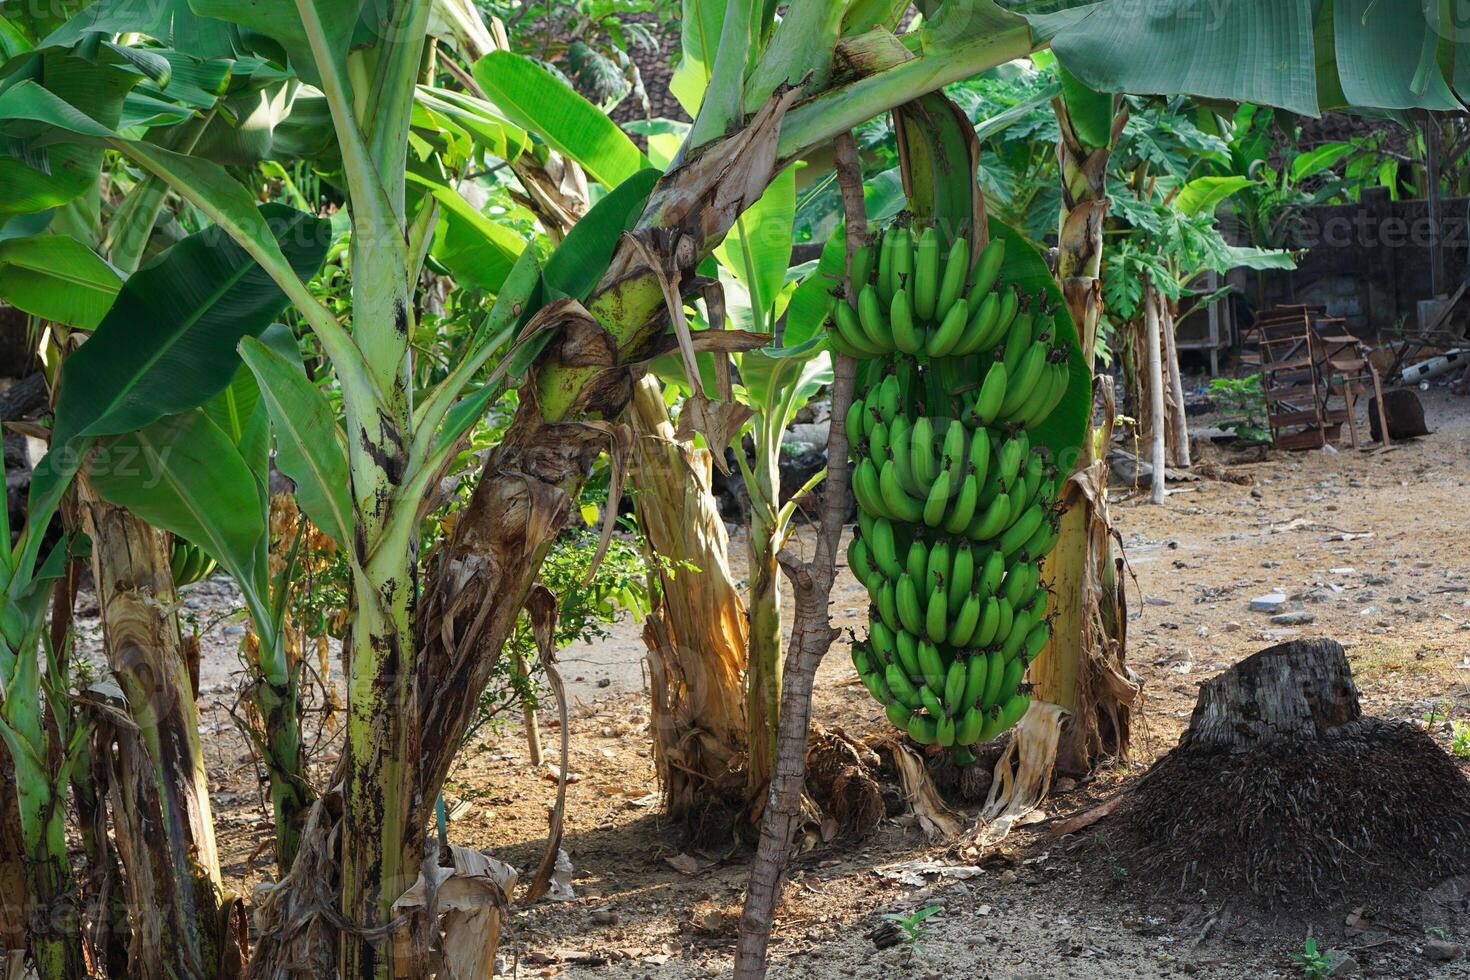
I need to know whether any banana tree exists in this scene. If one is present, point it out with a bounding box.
[5,0,1455,976]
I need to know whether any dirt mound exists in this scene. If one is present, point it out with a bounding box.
[1105,716,1470,906]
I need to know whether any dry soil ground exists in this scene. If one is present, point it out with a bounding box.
[96,387,1470,979]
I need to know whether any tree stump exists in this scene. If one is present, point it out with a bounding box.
[1098,638,1470,905]
[1182,638,1360,751]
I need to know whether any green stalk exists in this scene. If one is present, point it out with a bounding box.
[739,415,783,796]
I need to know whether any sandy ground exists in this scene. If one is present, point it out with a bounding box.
[125,386,1470,979]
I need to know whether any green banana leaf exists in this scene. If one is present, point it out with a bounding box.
[240,334,353,550]
[203,322,299,482]
[714,165,796,330]
[471,51,646,189]
[86,408,266,592]
[986,217,1089,463]
[1026,0,1464,114]
[52,202,331,446]
[0,234,121,328]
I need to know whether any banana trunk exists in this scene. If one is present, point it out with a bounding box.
[628,377,750,817]
[1029,96,1137,773]
[79,486,235,978]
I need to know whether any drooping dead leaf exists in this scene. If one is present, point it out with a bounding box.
[974,700,1067,848]
[521,585,572,904]
[390,845,517,979]
[880,738,963,840]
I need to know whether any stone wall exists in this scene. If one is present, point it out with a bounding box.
[1228,187,1470,338]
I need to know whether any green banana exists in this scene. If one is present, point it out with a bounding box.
[977,548,1005,599]
[886,701,913,729]
[980,648,1006,708]
[896,574,925,636]
[1001,560,1035,609]
[939,419,966,470]
[970,237,1006,299]
[955,291,1000,356]
[891,227,914,299]
[886,663,922,709]
[973,596,1001,647]
[910,416,937,484]
[835,300,884,356]
[895,628,923,680]
[906,540,929,587]
[874,374,901,423]
[867,419,890,466]
[999,502,1044,557]
[942,471,979,535]
[956,706,984,745]
[967,491,1010,542]
[922,468,951,528]
[961,653,989,711]
[925,539,951,596]
[937,716,956,747]
[877,227,897,305]
[845,398,867,449]
[870,619,898,665]
[936,237,970,317]
[858,285,890,351]
[992,597,1014,650]
[850,238,875,291]
[853,462,886,521]
[917,636,946,690]
[927,298,970,357]
[967,424,992,488]
[918,684,945,720]
[998,340,1047,419]
[913,225,940,322]
[908,712,938,744]
[877,581,901,634]
[1024,620,1050,660]
[998,655,1026,699]
[1000,606,1032,661]
[947,545,975,616]
[891,288,922,354]
[848,536,878,590]
[889,415,922,497]
[1001,308,1033,376]
[870,517,902,578]
[973,359,1007,426]
[1008,358,1058,427]
[880,460,926,523]
[943,659,967,713]
[948,592,981,648]
[998,692,1031,731]
[925,584,948,644]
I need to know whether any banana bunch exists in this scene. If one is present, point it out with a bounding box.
[829,222,1071,756]
[170,538,217,586]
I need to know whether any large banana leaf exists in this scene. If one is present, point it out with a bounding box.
[1024,0,1465,114]
[0,234,121,327]
[408,172,526,292]
[714,165,796,329]
[52,202,330,446]
[86,408,266,592]
[470,51,646,189]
